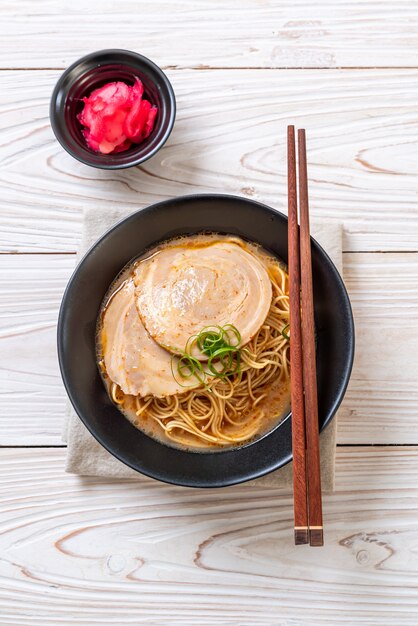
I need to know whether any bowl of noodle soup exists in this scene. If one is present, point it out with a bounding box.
[58,194,354,487]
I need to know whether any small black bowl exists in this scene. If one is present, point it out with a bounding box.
[50,49,176,169]
[58,194,354,487]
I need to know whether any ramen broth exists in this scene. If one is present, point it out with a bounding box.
[97,233,291,451]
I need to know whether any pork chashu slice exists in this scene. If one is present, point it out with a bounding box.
[101,279,201,397]
[133,238,272,356]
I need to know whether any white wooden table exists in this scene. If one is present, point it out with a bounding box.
[1,2,418,624]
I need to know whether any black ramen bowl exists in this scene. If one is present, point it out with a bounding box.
[50,49,176,169]
[58,194,354,487]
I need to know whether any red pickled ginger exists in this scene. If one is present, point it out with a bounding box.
[77,78,158,154]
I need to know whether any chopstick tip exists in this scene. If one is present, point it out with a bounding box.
[294,528,309,545]
[309,528,324,547]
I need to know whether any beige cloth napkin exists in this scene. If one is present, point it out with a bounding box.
[63,206,343,491]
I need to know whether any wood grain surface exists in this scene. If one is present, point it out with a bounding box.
[1,2,418,622]
[1,69,418,253]
[339,253,418,444]
[1,447,418,626]
[0,1,418,69]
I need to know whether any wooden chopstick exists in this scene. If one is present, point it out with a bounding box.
[298,128,324,547]
[287,125,308,545]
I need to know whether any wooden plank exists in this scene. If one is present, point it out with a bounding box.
[0,1,418,69]
[338,253,418,444]
[1,252,417,446]
[0,255,75,445]
[1,69,418,254]
[0,446,417,625]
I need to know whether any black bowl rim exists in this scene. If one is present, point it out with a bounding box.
[57,193,355,487]
[49,48,176,170]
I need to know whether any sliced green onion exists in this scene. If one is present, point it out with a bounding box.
[222,323,241,347]
[171,323,243,387]
[171,353,206,388]
[281,324,290,340]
